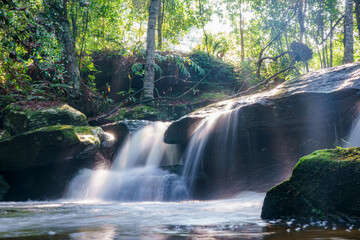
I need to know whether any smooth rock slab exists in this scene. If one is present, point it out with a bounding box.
[261,147,360,223]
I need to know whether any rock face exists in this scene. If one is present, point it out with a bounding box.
[0,125,109,200]
[0,101,126,201]
[261,147,360,222]
[3,102,88,135]
[165,63,360,198]
[0,126,104,171]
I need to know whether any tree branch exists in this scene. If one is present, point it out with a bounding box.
[228,66,295,99]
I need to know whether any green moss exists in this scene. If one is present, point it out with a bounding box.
[262,147,360,223]
[2,103,88,135]
[109,105,158,121]
[0,125,104,171]
[0,130,10,142]
[131,106,157,119]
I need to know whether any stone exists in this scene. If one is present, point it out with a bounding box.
[0,175,9,200]
[99,121,129,161]
[3,102,88,135]
[0,129,10,140]
[0,125,104,171]
[261,147,360,223]
[164,63,360,198]
[108,105,158,121]
[0,125,109,200]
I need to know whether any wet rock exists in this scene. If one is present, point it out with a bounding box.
[0,129,10,140]
[165,117,204,144]
[165,63,360,198]
[0,125,110,200]
[0,125,105,171]
[2,102,88,135]
[0,175,9,200]
[99,121,129,161]
[261,147,360,223]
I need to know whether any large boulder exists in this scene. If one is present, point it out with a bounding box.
[0,125,104,171]
[2,102,88,135]
[165,63,360,198]
[261,147,360,223]
[0,125,109,200]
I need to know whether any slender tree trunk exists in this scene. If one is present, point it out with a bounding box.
[143,0,159,100]
[69,0,78,42]
[343,0,354,64]
[44,0,83,98]
[355,0,360,37]
[239,0,244,61]
[157,0,164,50]
[330,19,334,67]
[298,0,305,42]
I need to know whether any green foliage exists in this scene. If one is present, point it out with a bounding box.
[200,91,228,100]
[188,50,237,86]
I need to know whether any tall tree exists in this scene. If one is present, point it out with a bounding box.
[143,0,160,100]
[343,0,354,63]
[157,0,164,49]
[239,0,245,61]
[44,0,83,98]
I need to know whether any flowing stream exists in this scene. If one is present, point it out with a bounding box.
[2,109,360,239]
[66,122,187,201]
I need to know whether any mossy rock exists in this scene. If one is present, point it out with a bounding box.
[0,125,104,171]
[261,147,360,223]
[0,130,10,140]
[2,102,88,135]
[109,105,158,121]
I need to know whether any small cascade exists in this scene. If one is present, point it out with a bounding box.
[181,109,240,195]
[66,122,188,201]
[346,114,360,147]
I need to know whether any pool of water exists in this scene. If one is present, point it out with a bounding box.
[0,192,359,240]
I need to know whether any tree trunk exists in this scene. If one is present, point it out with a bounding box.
[355,0,360,37]
[298,0,305,42]
[157,0,164,50]
[239,0,244,61]
[44,0,83,98]
[330,19,334,67]
[143,0,159,100]
[343,0,354,64]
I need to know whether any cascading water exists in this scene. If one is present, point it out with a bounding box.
[66,122,188,201]
[346,114,360,147]
[181,108,240,196]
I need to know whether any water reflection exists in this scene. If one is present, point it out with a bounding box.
[1,193,360,240]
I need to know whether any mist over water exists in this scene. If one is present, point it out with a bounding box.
[346,114,360,147]
[4,102,360,239]
[66,122,188,201]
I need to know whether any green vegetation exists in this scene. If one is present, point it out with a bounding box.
[0,0,358,117]
[109,105,158,121]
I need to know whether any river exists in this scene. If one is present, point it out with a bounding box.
[1,191,359,239]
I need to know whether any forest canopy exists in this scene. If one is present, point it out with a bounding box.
[0,0,358,114]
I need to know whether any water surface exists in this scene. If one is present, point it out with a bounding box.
[1,192,359,239]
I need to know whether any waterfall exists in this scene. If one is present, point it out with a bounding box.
[181,107,240,197]
[346,114,360,147]
[66,122,188,201]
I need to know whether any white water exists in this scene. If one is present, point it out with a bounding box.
[66,122,188,201]
[346,114,360,147]
[0,192,266,239]
[181,109,240,194]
